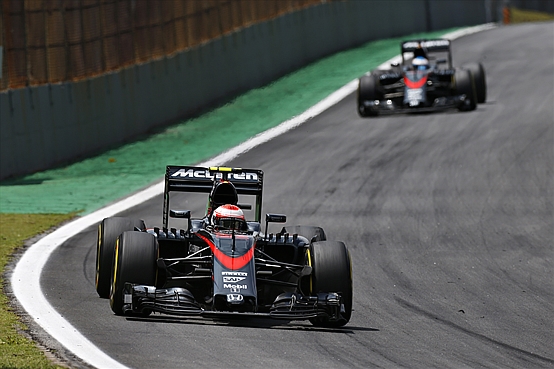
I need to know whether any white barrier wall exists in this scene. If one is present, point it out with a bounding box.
[1,0,490,180]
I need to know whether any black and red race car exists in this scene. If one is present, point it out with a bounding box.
[95,166,353,327]
[357,39,486,117]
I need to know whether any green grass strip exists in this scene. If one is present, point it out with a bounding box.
[510,7,554,23]
[0,213,75,368]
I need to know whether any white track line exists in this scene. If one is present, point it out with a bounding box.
[10,23,495,369]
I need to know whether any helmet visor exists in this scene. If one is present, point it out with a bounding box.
[217,217,245,230]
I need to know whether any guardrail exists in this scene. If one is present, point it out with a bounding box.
[0,0,327,90]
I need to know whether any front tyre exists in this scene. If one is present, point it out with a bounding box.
[308,241,353,327]
[358,74,380,117]
[110,231,158,315]
[96,217,145,298]
[463,62,486,103]
[455,69,477,112]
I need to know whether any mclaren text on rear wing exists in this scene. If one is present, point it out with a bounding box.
[165,166,263,195]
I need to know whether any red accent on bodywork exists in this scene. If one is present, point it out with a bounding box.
[404,75,428,89]
[197,233,254,270]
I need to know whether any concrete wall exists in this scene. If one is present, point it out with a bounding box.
[1,0,491,180]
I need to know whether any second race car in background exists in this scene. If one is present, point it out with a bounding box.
[357,39,486,117]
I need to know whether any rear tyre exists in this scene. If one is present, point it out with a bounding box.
[308,241,353,327]
[463,62,486,103]
[455,69,477,112]
[96,217,145,298]
[110,231,158,315]
[289,226,327,242]
[358,74,379,117]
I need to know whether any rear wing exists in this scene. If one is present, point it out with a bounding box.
[402,39,451,53]
[401,39,452,67]
[163,166,264,226]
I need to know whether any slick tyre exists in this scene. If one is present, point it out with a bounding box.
[455,69,477,112]
[308,241,353,327]
[96,217,145,298]
[463,62,486,103]
[110,231,158,315]
[289,226,327,243]
[358,74,379,117]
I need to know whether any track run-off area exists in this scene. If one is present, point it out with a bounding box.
[9,22,554,368]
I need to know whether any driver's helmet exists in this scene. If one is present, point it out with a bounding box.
[211,204,246,231]
[412,56,429,70]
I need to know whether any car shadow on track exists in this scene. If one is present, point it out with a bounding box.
[125,314,379,333]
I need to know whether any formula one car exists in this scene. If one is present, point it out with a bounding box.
[96,166,352,327]
[357,39,486,117]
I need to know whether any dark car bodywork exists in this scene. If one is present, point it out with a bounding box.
[357,39,486,117]
[96,166,353,327]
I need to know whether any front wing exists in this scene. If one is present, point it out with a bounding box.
[123,283,343,322]
[360,94,469,115]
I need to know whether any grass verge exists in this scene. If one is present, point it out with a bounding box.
[511,7,554,23]
[0,213,75,369]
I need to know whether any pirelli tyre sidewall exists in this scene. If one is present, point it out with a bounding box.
[109,231,158,315]
[96,217,145,298]
[455,69,477,111]
[463,62,486,104]
[308,241,353,327]
[358,74,380,117]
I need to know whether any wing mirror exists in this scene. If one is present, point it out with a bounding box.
[266,213,286,223]
[264,213,287,241]
[170,210,191,218]
[170,210,191,235]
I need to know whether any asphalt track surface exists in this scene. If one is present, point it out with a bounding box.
[37,22,553,368]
